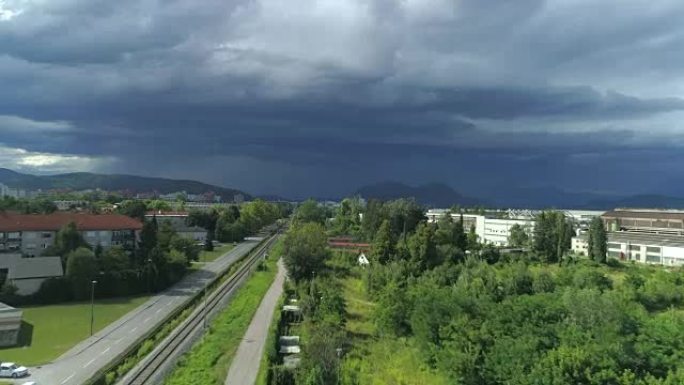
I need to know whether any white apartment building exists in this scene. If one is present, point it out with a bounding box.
[426,209,534,246]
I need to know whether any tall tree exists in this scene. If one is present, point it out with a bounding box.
[371,219,395,264]
[54,222,89,260]
[283,222,329,282]
[66,247,97,300]
[588,217,608,263]
[508,224,530,248]
[467,223,480,251]
[139,215,158,264]
[408,222,440,271]
[455,214,468,252]
[293,199,327,225]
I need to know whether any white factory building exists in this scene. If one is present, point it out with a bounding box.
[427,208,604,247]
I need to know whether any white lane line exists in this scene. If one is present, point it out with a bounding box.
[130,327,138,333]
[84,358,97,368]
[113,338,122,345]
[101,347,111,355]
[156,308,162,314]
[143,317,151,323]
[60,373,75,384]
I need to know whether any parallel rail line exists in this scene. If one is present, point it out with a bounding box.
[119,231,281,385]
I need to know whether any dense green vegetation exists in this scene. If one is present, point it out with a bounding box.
[0,295,150,365]
[164,241,282,385]
[267,199,684,385]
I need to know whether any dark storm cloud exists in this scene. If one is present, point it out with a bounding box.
[1,0,684,197]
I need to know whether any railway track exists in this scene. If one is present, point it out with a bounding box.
[118,231,281,385]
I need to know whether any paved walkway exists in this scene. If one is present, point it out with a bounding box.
[224,259,286,385]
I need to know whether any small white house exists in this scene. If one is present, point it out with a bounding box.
[357,253,370,266]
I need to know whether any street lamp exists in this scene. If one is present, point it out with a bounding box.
[147,258,153,293]
[90,280,98,336]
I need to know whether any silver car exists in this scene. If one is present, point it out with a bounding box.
[0,362,29,378]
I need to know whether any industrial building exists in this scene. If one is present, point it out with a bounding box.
[602,209,684,235]
[572,209,684,266]
[426,208,603,247]
[0,254,64,295]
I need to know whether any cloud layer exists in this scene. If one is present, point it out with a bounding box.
[1,0,684,198]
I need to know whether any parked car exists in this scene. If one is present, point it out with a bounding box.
[0,362,29,378]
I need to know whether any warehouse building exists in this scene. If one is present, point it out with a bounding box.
[573,232,684,266]
[602,209,684,235]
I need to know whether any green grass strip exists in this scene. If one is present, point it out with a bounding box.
[164,242,281,385]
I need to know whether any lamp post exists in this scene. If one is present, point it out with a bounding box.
[147,258,153,293]
[90,280,98,336]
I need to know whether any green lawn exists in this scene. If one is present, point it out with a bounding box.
[0,295,150,366]
[198,243,235,263]
[339,270,450,385]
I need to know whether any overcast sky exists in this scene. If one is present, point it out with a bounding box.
[1,0,684,198]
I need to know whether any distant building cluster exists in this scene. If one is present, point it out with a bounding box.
[0,183,38,199]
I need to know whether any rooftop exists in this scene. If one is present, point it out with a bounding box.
[602,209,684,221]
[0,212,143,232]
[579,231,684,248]
[7,257,63,280]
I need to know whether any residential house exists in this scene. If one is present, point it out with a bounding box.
[0,212,143,256]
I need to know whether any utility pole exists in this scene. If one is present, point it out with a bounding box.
[90,280,98,336]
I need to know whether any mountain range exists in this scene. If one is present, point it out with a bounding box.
[353,181,684,210]
[0,168,250,201]
[3,168,684,209]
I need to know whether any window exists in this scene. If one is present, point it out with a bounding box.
[629,244,641,251]
[608,251,621,258]
[86,231,97,237]
[646,246,661,253]
[42,232,52,238]
[646,255,661,263]
[7,232,20,239]
[607,243,621,250]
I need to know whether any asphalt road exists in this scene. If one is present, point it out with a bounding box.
[18,240,261,385]
[224,259,285,385]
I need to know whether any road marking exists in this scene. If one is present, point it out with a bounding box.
[60,373,75,384]
[156,308,162,314]
[84,358,96,368]
[113,338,122,345]
[144,317,151,323]
[130,327,138,333]
[101,347,111,355]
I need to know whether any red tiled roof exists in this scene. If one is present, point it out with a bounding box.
[0,213,143,232]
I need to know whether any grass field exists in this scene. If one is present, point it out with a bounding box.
[0,296,150,366]
[164,242,281,385]
[339,270,451,385]
[198,243,235,263]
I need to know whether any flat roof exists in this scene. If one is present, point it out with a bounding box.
[579,232,684,248]
[603,210,684,221]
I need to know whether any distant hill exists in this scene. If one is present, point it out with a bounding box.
[586,194,684,210]
[0,168,251,201]
[355,181,481,207]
